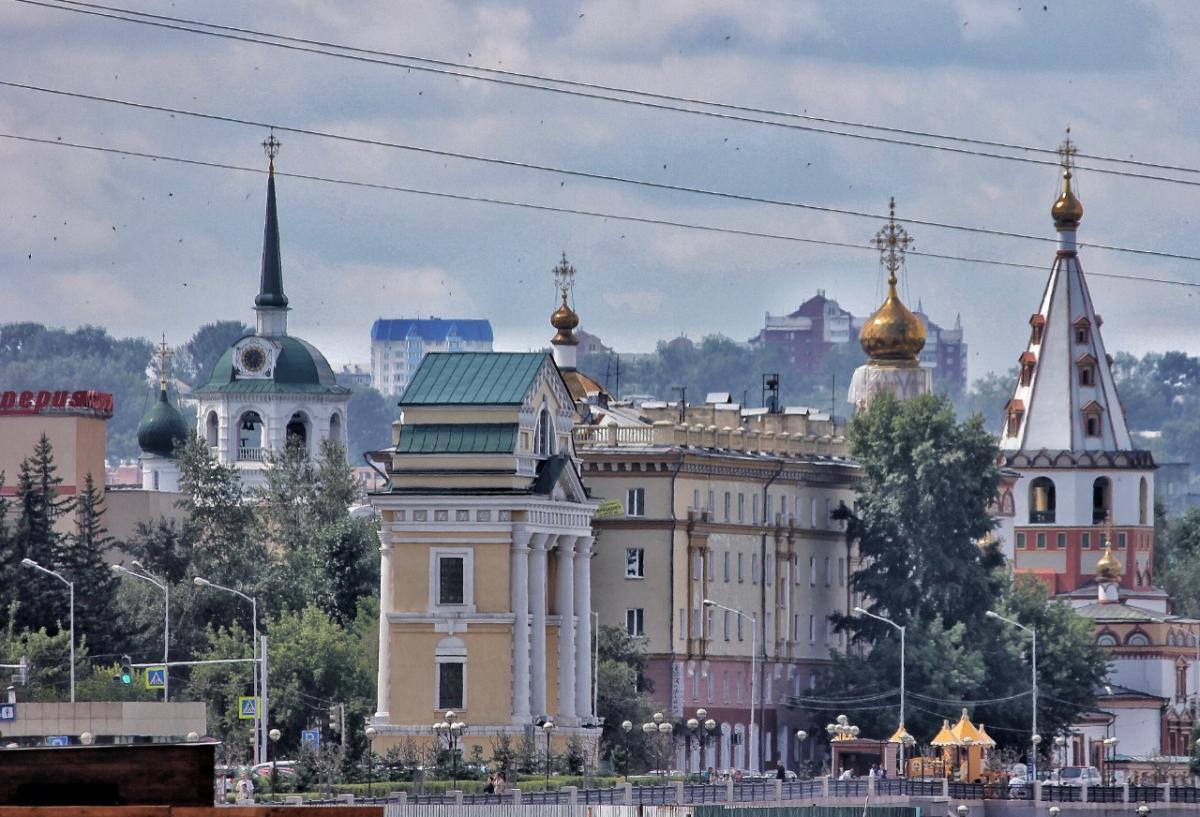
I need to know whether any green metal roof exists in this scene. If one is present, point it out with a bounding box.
[400,352,549,406]
[195,335,350,396]
[395,423,518,454]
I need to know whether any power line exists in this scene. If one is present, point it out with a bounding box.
[17,0,1200,190]
[29,0,1200,178]
[5,79,1198,266]
[909,690,1032,707]
[4,129,1199,290]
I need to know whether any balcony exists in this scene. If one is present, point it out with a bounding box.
[1029,510,1056,524]
[237,446,266,462]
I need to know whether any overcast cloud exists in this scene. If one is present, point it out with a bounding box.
[1,1,1197,381]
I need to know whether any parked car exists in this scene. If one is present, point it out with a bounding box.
[1056,766,1102,787]
[251,761,297,780]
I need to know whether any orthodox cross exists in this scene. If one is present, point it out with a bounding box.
[553,252,576,302]
[870,197,914,287]
[262,131,281,170]
[157,334,173,391]
[1057,126,1078,173]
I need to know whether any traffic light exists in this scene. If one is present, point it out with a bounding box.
[328,703,342,735]
[118,655,133,685]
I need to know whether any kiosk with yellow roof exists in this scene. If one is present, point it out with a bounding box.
[907,709,996,782]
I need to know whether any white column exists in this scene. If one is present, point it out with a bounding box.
[511,527,533,722]
[529,533,550,717]
[573,535,594,719]
[375,529,392,720]
[556,534,578,723]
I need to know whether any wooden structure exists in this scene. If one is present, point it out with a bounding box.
[0,743,215,806]
[908,709,996,783]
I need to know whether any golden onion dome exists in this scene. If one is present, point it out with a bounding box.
[1051,167,1084,229]
[1095,544,1122,580]
[550,287,579,345]
[859,279,925,362]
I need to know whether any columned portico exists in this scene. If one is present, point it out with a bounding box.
[529,532,550,718]
[574,536,594,719]
[555,534,578,723]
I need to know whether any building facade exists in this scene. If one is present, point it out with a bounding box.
[574,402,857,773]
[370,318,494,396]
[752,291,853,376]
[368,351,599,755]
[193,146,350,490]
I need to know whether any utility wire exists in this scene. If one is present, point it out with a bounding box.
[4,129,1199,290]
[797,689,900,705]
[4,79,1197,265]
[26,0,1200,178]
[17,0,1200,189]
[909,690,1032,707]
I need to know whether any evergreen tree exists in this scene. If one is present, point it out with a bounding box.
[57,473,120,656]
[9,434,73,634]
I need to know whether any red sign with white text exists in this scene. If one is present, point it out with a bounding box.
[0,390,114,419]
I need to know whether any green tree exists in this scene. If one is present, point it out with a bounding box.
[347,386,395,461]
[958,370,1015,432]
[8,434,74,634]
[1157,507,1200,617]
[595,625,656,772]
[56,472,120,656]
[839,393,1003,633]
[0,602,78,702]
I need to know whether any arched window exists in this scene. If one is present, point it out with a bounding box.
[1139,477,1149,525]
[534,407,554,456]
[1078,355,1096,387]
[1030,477,1056,524]
[287,411,310,453]
[1082,401,1104,438]
[205,411,219,447]
[1125,631,1151,647]
[1093,477,1112,525]
[1096,632,1118,647]
[237,410,264,461]
[329,412,343,445]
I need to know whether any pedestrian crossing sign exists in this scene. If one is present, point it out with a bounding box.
[238,696,259,719]
[145,666,166,689]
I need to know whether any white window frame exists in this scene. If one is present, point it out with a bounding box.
[825,556,832,587]
[738,553,744,583]
[434,635,468,712]
[724,610,731,641]
[808,614,815,644]
[751,553,759,585]
[724,551,731,582]
[429,547,475,613]
[625,548,645,579]
[809,556,816,587]
[810,498,818,528]
[626,487,645,517]
[625,607,645,637]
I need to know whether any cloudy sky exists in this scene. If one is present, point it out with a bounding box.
[2,1,1198,381]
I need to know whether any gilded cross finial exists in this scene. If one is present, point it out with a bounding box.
[1057,126,1077,172]
[157,333,172,392]
[553,251,576,303]
[870,197,914,287]
[262,131,281,169]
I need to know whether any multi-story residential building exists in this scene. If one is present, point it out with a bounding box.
[370,318,494,396]
[752,291,967,394]
[574,401,858,774]
[751,291,853,376]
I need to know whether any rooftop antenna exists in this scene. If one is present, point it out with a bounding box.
[672,385,686,425]
[762,373,780,414]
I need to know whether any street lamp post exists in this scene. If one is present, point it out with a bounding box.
[21,559,74,703]
[365,726,377,797]
[434,711,467,789]
[621,720,633,780]
[1102,737,1119,786]
[194,577,261,765]
[826,715,859,778]
[268,728,281,797]
[691,708,716,776]
[853,607,906,772]
[986,610,1037,780]
[704,599,758,771]
[1053,735,1066,773]
[795,730,807,778]
[113,561,169,700]
[542,721,555,791]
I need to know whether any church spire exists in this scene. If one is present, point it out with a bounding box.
[255,133,289,335]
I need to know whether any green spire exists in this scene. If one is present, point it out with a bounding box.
[255,135,288,309]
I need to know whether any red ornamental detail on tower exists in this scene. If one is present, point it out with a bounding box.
[0,389,114,419]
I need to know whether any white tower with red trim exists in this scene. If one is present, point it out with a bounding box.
[995,133,1156,597]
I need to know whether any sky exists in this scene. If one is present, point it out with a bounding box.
[2,0,1198,383]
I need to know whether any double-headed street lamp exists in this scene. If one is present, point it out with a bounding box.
[642,711,673,774]
[703,599,758,772]
[21,559,74,703]
[687,708,718,774]
[434,710,467,788]
[986,610,1038,780]
[113,561,169,700]
[194,576,261,764]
